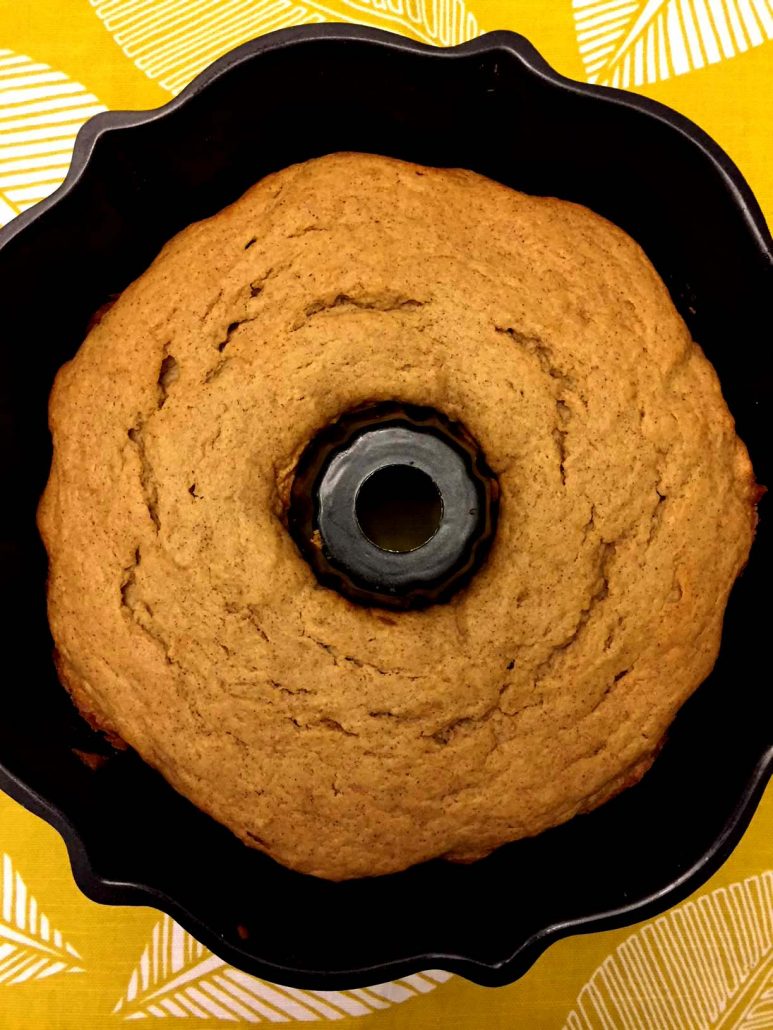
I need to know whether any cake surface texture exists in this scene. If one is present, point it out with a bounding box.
[39,153,757,879]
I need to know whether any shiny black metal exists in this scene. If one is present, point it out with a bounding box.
[0,24,769,991]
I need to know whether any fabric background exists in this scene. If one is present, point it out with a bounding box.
[0,0,770,1025]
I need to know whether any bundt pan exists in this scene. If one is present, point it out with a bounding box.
[0,25,770,990]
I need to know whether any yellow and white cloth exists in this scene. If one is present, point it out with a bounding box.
[1,2,771,1026]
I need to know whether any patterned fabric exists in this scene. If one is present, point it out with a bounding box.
[0,1,770,1025]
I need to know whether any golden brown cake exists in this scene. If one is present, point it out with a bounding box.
[38,153,757,880]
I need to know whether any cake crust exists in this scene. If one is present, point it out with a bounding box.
[38,153,757,879]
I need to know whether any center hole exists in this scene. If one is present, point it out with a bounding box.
[355,464,443,553]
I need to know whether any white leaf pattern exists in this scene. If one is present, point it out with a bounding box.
[573,0,773,87]
[0,49,106,227]
[114,914,451,1020]
[562,870,773,1029]
[89,0,482,96]
[0,853,84,985]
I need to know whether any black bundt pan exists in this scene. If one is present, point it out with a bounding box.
[0,25,770,990]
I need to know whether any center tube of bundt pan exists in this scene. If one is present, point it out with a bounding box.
[287,402,499,610]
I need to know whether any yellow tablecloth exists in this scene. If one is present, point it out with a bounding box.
[1,2,770,1026]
